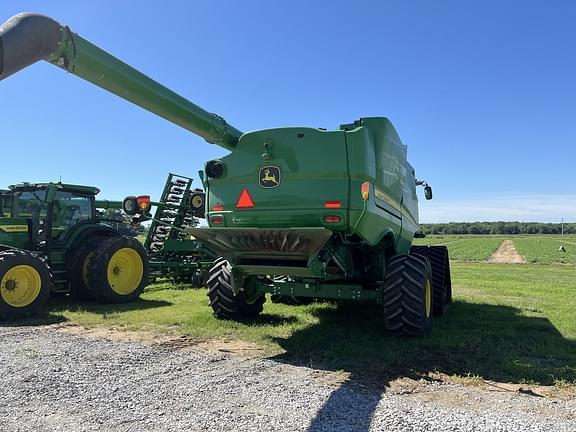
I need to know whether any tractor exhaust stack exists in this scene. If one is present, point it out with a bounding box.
[0,12,242,150]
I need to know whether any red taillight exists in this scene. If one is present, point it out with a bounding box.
[236,189,255,209]
[323,215,341,223]
[324,200,341,209]
[136,195,151,210]
[361,182,370,201]
[211,215,224,225]
[213,204,224,211]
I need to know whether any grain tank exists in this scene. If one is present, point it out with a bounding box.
[0,12,451,335]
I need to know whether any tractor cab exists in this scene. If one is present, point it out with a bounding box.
[8,182,99,250]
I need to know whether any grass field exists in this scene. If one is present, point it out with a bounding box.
[514,236,576,264]
[413,236,503,261]
[27,259,576,388]
[414,234,576,264]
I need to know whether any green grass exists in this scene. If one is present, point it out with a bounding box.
[35,263,576,387]
[514,237,576,265]
[413,236,503,261]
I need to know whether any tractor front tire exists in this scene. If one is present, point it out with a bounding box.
[0,250,51,321]
[383,254,433,337]
[207,257,265,320]
[86,236,149,303]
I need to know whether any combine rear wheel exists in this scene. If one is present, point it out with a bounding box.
[86,236,149,303]
[0,250,51,320]
[207,257,265,319]
[410,245,452,315]
[382,254,433,337]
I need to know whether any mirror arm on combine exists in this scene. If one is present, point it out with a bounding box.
[0,13,242,150]
[416,179,433,200]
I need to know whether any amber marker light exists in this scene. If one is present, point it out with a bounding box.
[361,182,370,201]
[136,195,151,210]
[324,200,341,209]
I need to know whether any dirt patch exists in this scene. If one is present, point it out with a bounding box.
[488,240,526,264]
[44,322,265,357]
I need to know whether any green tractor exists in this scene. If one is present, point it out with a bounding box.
[0,182,148,320]
[0,13,451,335]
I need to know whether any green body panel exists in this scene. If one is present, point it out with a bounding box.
[0,217,29,249]
[206,127,350,229]
[203,118,418,253]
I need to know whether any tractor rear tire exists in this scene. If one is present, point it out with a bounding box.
[383,254,433,337]
[410,245,452,316]
[86,236,149,303]
[207,257,265,319]
[68,236,106,301]
[0,250,51,321]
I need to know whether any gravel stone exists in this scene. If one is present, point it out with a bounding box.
[0,326,574,431]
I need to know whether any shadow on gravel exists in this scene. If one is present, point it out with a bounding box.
[270,300,576,431]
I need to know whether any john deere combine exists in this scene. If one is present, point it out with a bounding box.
[0,182,148,320]
[0,12,451,335]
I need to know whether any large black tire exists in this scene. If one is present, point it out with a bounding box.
[383,254,433,336]
[207,257,265,319]
[67,236,106,301]
[0,250,51,321]
[86,236,149,303]
[410,245,452,316]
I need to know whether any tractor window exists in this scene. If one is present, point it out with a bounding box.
[13,190,48,218]
[51,192,94,240]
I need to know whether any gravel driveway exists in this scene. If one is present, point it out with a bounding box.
[0,326,574,431]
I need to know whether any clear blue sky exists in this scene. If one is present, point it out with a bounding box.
[1,1,575,222]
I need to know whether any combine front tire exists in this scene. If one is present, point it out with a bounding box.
[207,257,265,319]
[410,246,452,315]
[86,236,149,303]
[383,254,433,337]
[0,250,51,320]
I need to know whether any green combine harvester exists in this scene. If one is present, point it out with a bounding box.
[0,182,148,320]
[0,12,451,335]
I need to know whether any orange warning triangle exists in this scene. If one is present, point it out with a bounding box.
[236,189,255,208]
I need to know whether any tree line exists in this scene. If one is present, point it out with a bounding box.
[418,222,575,235]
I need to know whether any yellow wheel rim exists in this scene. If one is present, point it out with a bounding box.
[106,248,143,295]
[1,265,42,308]
[425,279,432,318]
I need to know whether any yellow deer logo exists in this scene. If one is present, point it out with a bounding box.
[259,166,281,188]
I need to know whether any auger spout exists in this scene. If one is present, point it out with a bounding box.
[0,12,242,150]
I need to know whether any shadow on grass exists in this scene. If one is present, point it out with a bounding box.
[270,300,576,431]
[0,297,172,328]
[49,297,173,316]
[234,313,299,327]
